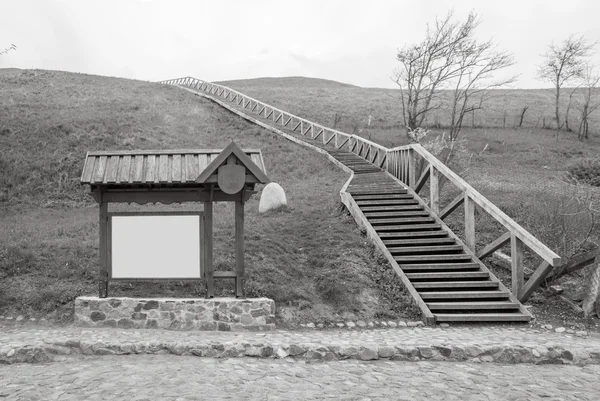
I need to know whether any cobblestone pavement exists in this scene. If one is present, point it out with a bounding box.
[1,355,599,400]
[1,325,600,365]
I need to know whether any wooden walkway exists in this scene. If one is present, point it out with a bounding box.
[162,78,536,324]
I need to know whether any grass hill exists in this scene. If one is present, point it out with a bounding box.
[0,69,419,324]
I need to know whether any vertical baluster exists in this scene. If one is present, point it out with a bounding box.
[430,166,439,214]
[464,194,476,251]
[408,149,416,188]
[511,234,524,299]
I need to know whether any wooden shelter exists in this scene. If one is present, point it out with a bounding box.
[80,141,269,298]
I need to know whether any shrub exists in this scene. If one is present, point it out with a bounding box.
[568,158,600,187]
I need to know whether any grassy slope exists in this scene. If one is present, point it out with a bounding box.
[0,70,419,324]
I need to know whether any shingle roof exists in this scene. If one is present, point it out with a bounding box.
[80,149,266,185]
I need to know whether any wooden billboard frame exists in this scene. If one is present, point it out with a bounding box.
[82,141,269,299]
[107,211,205,281]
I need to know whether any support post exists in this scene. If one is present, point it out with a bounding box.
[430,167,439,214]
[204,201,214,298]
[408,149,416,188]
[235,199,245,298]
[511,233,524,298]
[98,198,109,298]
[464,194,476,251]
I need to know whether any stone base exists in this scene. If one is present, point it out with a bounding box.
[74,297,276,331]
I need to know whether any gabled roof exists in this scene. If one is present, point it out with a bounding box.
[80,148,266,186]
[195,140,270,184]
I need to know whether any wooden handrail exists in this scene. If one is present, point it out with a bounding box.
[408,144,561,266]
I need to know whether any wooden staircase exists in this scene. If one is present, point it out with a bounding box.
[161,76,563,324]
[338,151,531,323]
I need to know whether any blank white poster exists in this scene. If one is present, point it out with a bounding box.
[110,215,201,279]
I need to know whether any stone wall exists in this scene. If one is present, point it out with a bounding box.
[74,297,276,331]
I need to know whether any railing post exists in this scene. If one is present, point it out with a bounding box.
[430,166,439,214]
[511,233,524,299]
[464,194,476,251]
[408,149,416,188]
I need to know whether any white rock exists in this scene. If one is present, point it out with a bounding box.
[555,327,566,333]
[259,183,287,213]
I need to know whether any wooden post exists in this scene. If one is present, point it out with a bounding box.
[98,197,108,298]
[430,167,439,214]
[204,201,214,298]
[235,199,245,298]
[464,194,476,251]
[408,150,416,188]
[511,233,524,298]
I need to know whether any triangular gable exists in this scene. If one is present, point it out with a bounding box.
[195,140,269,184]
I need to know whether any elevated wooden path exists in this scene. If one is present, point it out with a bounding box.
[160,77,562,324]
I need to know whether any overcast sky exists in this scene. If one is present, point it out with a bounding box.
[1,0,599,88]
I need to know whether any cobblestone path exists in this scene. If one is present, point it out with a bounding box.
[1,355,599,400]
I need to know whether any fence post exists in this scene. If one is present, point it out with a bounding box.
[511,233,524,299]
[408,149,416,188]
[464,194,475,251]
[430,167,439,214]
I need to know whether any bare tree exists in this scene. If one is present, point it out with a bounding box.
[537,35,595,134]
[393,11,514,162]
[0,44,16,56]
[578,67,600,140]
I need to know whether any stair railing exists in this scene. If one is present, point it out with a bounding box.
[160,77,389,170]
[387,144,561,302]
[161,76,562,302]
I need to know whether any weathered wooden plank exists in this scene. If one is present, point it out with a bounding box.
[414,165,430,193]
[131,155,144,183]
[81,156,96,183]
[145,155,156,183]
[476,232,511,260]
[408,272,489,280]
[419,291,509,300]
[235,200,244,298]
[93,156,108,183]
[511,234,524,299]
[104,156,120,183]
[172,154,182,182]
[204,201,214,297]
[388,245,463,254]
[439,193,465,220]
[184,154,197,182]
[413,281,498,289]
[118,155,131,183]
[426,301,517,310]
[198,154,208,174]
[464,194,475,251]
[435,313,530,322]
[430,167,439,214]
[395,254,472,263]
[519,261,553,302]
[158,154,169,183]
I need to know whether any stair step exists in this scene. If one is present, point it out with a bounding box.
[352,194,411,200]
[401,263,481,271]
[395,254,472,263]
[388,245,464,254]
[434,313,531,322]
[427,301,519,310]
[384,237,456,246]
[369,217,435,225]
[406,271,489,280]
[420,291,510,300]
[356,199,419,206]
[413,281,499,289]
[361,205,424,212]
[363,211,430,218]
[375,224,442,232]
[379,231,449,239]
